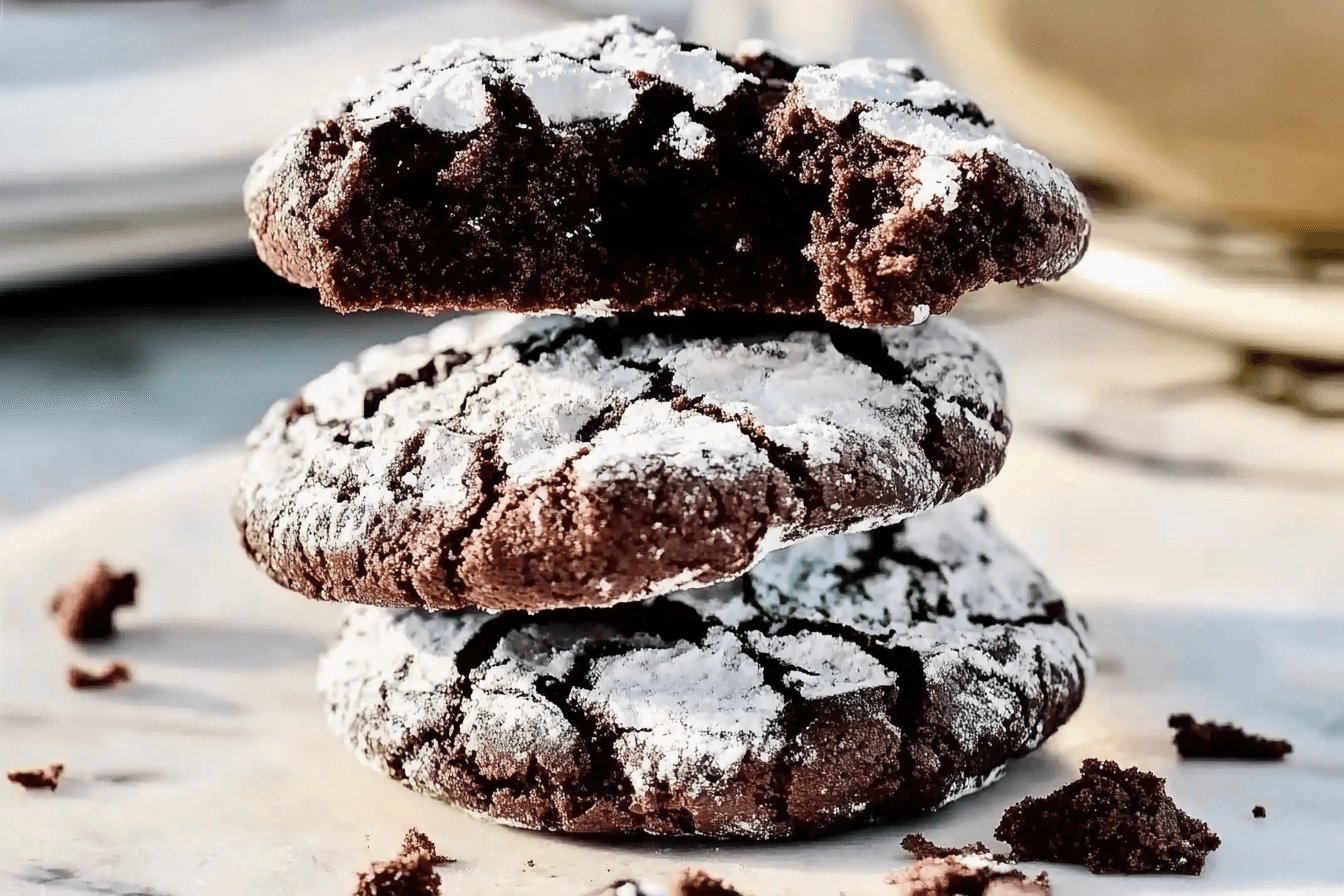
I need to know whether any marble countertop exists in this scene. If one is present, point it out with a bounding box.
[2,293,1342,894]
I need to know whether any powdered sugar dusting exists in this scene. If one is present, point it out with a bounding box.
[576,632,786,796]
[317,606,487,779]
[936,763,1007,809]
[665,111,713,160]
[342,17,751,136]
[747,629,897,699]
[793,58,1085,222]
[796,58,959,118]
[908,154,962,211]
[602,26,753,109]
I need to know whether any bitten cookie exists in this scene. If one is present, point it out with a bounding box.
[317,499,1091,839]
[234,311,1010,611]
[245,17,1089,326]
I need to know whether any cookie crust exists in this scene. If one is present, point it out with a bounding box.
[235,312,1010,611]
[317,500,1090,839]
[245,18,1089,326]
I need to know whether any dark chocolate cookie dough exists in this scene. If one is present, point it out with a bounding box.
[245,17,1089,326]
[234,311,1010,612]
[317,499,1090,839]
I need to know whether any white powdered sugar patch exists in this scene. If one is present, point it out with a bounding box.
[575,632,786,797]
[664,111,713,160]
[935,763,1008,809]
[459,691,578,777]
[793,57,1086,221]
[317,606,487,777]
[343,17,752,135]
[794,58,958,121]
[907,155,962,211]
[747,629,897,699]
[571,298,616,319]
[572,399,764,484]
[318,498,1091,826]
[602,27,753,109]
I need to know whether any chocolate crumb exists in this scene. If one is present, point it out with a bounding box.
[1253,805,1266,819]
[400,828,452,865]
[1168,714,1292,760]
[995,758,1221,875]
[670,868,744,896]
[7,764,64,791]
[901,833,1008,862]
[50,562,137,641]
[67,662,132,690]
[885,857,1050,895]
[353,831,443,896]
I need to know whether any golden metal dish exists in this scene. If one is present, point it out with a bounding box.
[903,0,1344,235]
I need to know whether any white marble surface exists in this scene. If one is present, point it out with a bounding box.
[1,408,1341,894]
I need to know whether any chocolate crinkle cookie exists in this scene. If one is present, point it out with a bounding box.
[236,311,1009,612]
[1168,713,1292,760]
[317,499,1090,839]
[245,17,1089,326]
[994,758,1221,875]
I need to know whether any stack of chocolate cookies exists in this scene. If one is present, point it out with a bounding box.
[235,17,1093,840]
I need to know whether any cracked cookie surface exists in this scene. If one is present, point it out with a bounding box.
[317,498,1091,839]
[245,17,1089,326]
[234,311,1010,611]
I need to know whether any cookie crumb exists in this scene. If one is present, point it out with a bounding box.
[1168,714,1292,760]
[885,857,1050,895]
[51,562,137,641]
[995,758,1221,875]
[400,828,451,865]
[1253,805,1266,819]
[671,868,744,896]
[901,833,1007,862]
[67,662,132,690]
[7,764,64,791]
[353,831,442,896]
